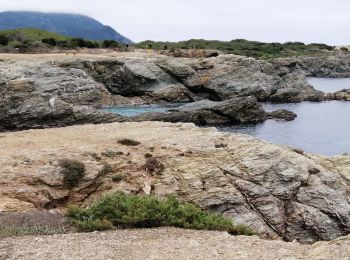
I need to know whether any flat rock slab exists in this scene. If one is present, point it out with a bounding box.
[0,122,349,243]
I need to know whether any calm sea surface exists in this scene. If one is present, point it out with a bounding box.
[307,77,350,93]
[220,101,350,155]
[221,78,350,155]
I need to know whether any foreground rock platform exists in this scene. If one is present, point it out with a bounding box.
[1,228,350,260]
[0,122,349,243]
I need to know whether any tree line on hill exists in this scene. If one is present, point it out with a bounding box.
[0,29,337,58]
[135,39,335,58]
[0,34,123,50]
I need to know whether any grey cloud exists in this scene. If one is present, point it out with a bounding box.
[0,0,349,44]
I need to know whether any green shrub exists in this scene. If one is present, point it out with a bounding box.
[142,158,165,175]
[59,159,86,188]
[0,35,9,46]
[117,138,141,146]
[68,38,99,48]
[112,174,125,182]
[100,162,113,175]
[67,192,255,235]
[102,40,121,48]
[42,38,57,46]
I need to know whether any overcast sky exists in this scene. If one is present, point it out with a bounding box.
[0,0,349,44]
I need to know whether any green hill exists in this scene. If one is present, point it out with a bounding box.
[0,28,70,42]
[0,11,132,44]
[0,28,109,49]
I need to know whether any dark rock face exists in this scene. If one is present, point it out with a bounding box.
[271,53,350,78]
[3,52,350,132]
[0,78,125,132]
[131,97,268,125]
[78,60,195,102]
[78,55,325,104]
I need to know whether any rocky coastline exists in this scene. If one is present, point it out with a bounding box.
[1,52,350,249]
[1,52,350,131]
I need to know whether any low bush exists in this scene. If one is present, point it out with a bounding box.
[100,162,113,175]
[42,38,57,46]
[67,192,255,235]
[117,138,141,146]
[111,174,125,182]
[102,40,121,48]
[142,158,165,175]
[0,35,9,46]
[59,159,86,188]
[0,211,71,237]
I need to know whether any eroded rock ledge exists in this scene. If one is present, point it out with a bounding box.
[0,122,349,243]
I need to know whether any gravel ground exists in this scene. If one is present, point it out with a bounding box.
[1,228,349,260]
[0,228,350,260]
[0,228,300,260]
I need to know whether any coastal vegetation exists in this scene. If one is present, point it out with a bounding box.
[117,138,141,146]
[67,192,255,235]
[0,28,122,51]
[0,212,71,237]
[0,28,335,58]
[59,159,86,188]
[136,39,334,58]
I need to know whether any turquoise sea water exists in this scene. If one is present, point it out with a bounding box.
[102,103,185,117]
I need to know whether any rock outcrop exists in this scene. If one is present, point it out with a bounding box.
[271,53,350,78]
[1,122,349,243]
[325,89,350,101]
[2,52,350,131]
[0,77,125,131]
[267,109,297,121]
[64,53,325,104]
[131,97,268,125]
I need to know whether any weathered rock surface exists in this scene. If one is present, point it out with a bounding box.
[271,53,350,78]
[267,109,297,121]
[59,53,326,103]
[1,52,350,131]
[131,97,268,125]
[0,77,126,131]
[1,228,350,260]
[325,89,350,101]
[0,122,349,244]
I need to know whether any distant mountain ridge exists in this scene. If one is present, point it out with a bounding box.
[0,11,132,44]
